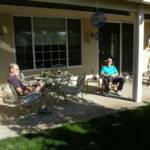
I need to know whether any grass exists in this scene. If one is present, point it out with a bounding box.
[1,104,150,150]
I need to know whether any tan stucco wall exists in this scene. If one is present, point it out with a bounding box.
[81,18,98,75]
[0,14,15,83]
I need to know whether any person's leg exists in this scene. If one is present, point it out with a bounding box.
[103,77,110,93]
[34,82,51,114]
[39,86,49,109]
[112,77,125,91]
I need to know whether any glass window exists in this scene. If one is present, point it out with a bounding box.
[67,19,82,66]
[13,17,33,70]
[14,17,82,70]
[33,17,66,68]
[122,23,133,74]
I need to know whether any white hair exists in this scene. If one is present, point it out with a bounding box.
[9,63,18,72]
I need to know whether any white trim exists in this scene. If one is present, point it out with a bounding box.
[106,20,122,23]
[106,20,134,24]
[67,65,83,68]
[133,8,144,103]
[13,14,82,20]
[66,18,69,67]
[120,23,123,74]
[31,16,36,69]
[143,0,150,4]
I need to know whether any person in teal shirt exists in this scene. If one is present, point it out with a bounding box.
[100,58,125,96]
[101,65,118,76]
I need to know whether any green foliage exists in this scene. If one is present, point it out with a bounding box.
[40,70,53,78]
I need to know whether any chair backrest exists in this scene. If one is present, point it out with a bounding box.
[8,83,41,106]
[8,83,20,103]
[76,74,86,90]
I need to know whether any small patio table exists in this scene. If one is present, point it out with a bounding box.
[33,75,68,89]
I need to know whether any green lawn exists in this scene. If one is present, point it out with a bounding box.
[1,104,150,150]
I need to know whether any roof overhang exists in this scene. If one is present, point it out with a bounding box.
[0,0,130,16]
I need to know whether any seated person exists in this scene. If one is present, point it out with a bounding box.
[100,58,125,96]
[7,63,51,114]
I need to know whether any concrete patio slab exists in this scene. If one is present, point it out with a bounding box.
[0,81,149,140]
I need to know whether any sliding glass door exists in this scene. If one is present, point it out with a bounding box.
[99,23,120,69]
[122,23,134,74]
[99,22,134,74]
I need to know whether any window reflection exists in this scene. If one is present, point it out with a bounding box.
[14,17,81,70]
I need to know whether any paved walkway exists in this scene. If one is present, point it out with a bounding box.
[0,81,149,140]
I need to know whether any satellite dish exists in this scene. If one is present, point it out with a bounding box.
[91,11,106,28]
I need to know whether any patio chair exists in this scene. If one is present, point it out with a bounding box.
[98,76,118,94]
[99,74,128,95]
[57,74,86,101]
[86,75,99,92]
[47,74,71,98]
[8,83,42,115]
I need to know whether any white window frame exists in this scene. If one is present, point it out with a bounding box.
[12,15,83,71]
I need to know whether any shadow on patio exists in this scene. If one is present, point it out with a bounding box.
[0,80,146,140]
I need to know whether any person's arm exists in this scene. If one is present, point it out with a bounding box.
[16,87,30,96]
[101,73,109,78]
[100,66,109,78]
[110,66,119,77]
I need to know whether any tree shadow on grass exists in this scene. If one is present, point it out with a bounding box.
[1,104,150,149]
[21,104,150,150]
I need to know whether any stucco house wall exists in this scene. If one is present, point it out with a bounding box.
[0,1,150,83]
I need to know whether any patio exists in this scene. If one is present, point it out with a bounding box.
[0,79,149,140]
